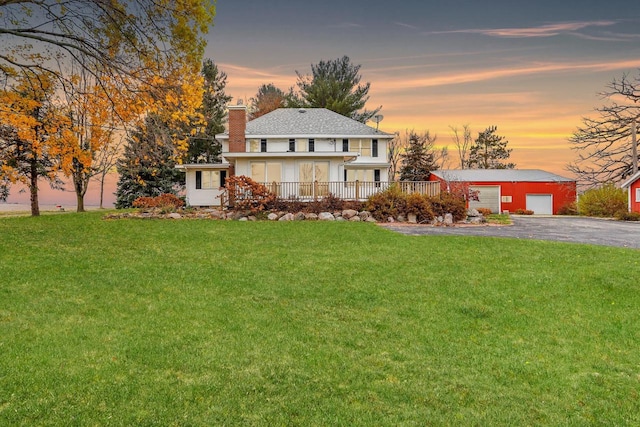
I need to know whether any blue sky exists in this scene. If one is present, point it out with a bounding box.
[206,0,640,173]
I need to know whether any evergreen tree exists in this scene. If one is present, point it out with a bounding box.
[467,126,515,169]
[115,116,184,208]
[295,56,381,123]
[399,131,439,181]
[184,59,232,164]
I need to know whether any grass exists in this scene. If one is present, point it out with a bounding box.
[1,212,639,426]
[486,213,511,224]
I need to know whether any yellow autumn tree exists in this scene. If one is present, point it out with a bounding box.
[0,71,71,216]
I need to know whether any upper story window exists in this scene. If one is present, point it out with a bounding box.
[342,139,349,152]
[289,138,295,152]
[308,139,315,152]
[372,139,378,157]
[349,139,372,156]
[260,139,267,152]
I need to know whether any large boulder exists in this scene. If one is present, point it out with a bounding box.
[279,213,295,221]
[318,212,335,221]
[342,209,358,219]
[444,213,454,225]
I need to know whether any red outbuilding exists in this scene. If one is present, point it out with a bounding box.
[621,171,640,213]
[429,169,577,215]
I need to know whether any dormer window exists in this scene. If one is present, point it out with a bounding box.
[289,138,295,152]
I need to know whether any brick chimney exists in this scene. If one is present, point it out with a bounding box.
[228,103,247,153]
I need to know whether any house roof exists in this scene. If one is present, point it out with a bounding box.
[217,108,394,139]
[621,170,640,188]
[430,169,575,182]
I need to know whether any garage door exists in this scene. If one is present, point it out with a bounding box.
[469,185,500,213]
[526,194,553,215]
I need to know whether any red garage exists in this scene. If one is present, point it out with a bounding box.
[429,169,577,215]
[621,171,640,213]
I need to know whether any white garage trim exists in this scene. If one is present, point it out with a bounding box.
[469,185,501,213]
[526,194,553,215]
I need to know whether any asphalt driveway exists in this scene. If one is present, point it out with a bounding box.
[381,216,640,249]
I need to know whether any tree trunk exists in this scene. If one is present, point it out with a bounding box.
[99,172,106,209]
[76,193,85,212]
[29,160,40,217]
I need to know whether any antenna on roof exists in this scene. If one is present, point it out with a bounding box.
[373,114,384,131]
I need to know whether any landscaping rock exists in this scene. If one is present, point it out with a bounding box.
[387,217,395,223]
[467,208,480,217]
[358,211,370,221]
[336,216,346,221]
[397,214,406,222]
[407,213,417,224]
[444,213,454,225]
[342,209,358,219]
[469,216,486,224]
[294,212,306,221]
[247,216,257,221]
[167,213,182,219]
[279,213,295,221]
[318,212,335,221]
[304,213,319,220]
[238,217,248,221]
[366,217,377,223]
[349,216,361,221]
[267,213,279,221]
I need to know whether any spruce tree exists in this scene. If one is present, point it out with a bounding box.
[115,116,184,208]
[184,59,232,164]
[399,131,438,181]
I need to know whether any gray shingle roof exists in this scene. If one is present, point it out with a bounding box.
[235,108,393,138]
[431,169,574,182]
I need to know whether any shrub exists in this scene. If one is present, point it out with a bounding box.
[514,208,534,215]
[405,193,434,222]
[132,194,185,212]
[477,207,493,217]
[557,201,578,215]
[225,175,277,213]
[429,192,467,221]
[366,184,407,221]
[578,183,627,217]
[615,210,640,221]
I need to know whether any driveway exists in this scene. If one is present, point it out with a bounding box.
[381,216,640,249]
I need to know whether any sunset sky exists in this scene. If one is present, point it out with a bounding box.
[208,0,640,174]
[4,0,640,207]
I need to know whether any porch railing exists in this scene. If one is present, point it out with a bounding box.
[258,180,440,201]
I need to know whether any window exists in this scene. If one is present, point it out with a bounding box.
[374,169,380,182]
[346,169,374,182]
[342,139,349,152]
[195,170,221,189]
[636,188,640,202]
[249,139,259,152]
[308,138,315,152]
[349,139,371,156]
[372,139,378,157]
[260,139,267,152]
[289,138,295,152]
[250,162,282,183]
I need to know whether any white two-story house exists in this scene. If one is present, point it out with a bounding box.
[177,104,396,207]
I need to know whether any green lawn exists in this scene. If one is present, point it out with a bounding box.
[1,212,638,426]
